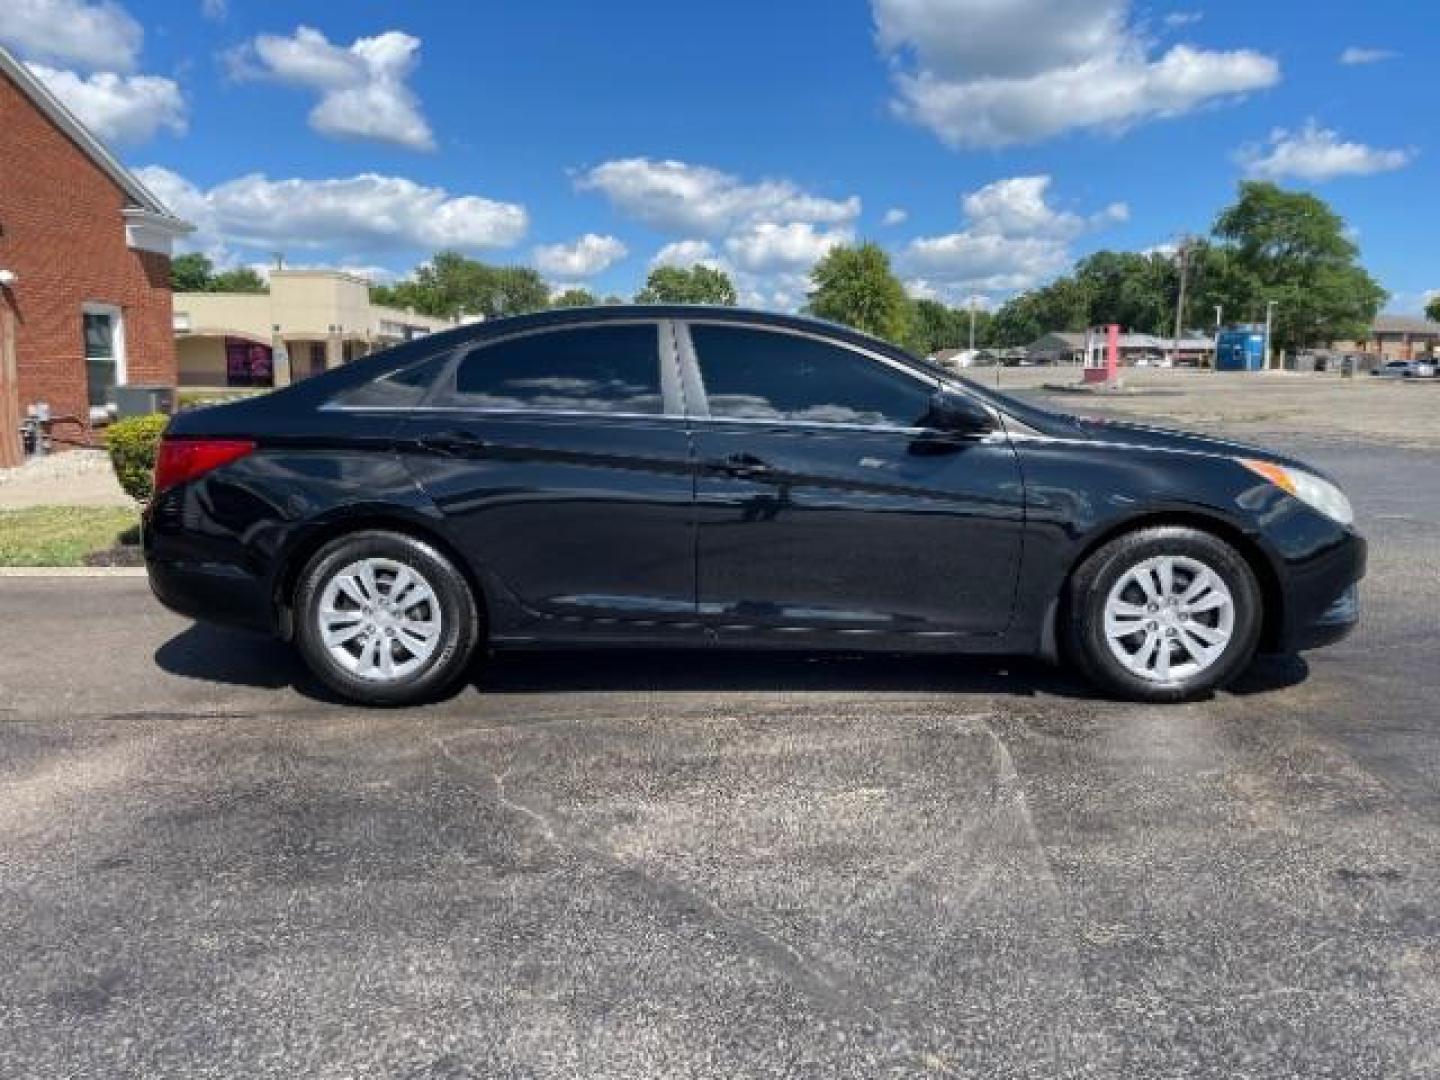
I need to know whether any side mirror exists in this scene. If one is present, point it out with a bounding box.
[922,390,995,436]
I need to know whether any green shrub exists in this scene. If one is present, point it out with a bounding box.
[106,413,169,503]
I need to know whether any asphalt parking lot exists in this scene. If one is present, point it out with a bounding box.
[2,430,1438,1078]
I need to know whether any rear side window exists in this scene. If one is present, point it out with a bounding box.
[690,324,932,428]
[330,353,449,408]
[443,324,663,415]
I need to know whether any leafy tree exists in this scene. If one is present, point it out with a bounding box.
[634,264,737,306]
[806,243,909,343]
[552,287,599,308]
[1428,295,1440,324]
[1208,182,1386,352]
[372,252,550,319]
[990,278,1091,346]
[210,266,267,293]
[906,298,992,356]
[171,252,215,292]
[1073,251,1176,335]
[170,252,267,293]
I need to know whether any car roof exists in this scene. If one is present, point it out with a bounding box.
[400,304,916,366]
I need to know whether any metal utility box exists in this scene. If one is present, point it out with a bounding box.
[1215,329,1266,372]
[114,384,176,418]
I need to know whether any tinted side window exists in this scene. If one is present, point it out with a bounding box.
[690,325,932,428]
[444,325,663,414]
[330,352,450,408]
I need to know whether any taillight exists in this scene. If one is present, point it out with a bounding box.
[153,438,256,496]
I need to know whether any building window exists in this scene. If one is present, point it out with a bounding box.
[83,303,125,416]
[224,337,273,387]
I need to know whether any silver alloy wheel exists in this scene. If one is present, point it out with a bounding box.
[1102,554,1236,684]
[316,557,443,682]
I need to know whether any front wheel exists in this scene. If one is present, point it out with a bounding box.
[1064,526,1263,703]
[294,530,480,706]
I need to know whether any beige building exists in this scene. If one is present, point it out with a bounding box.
[1332,314,1440,361]
[173,270,455,388]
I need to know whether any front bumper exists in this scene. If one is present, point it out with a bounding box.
[1276,530,1366,653]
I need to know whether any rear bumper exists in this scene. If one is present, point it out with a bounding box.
[146,557,274,634]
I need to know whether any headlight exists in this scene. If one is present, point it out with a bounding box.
[1239,459,1354,526]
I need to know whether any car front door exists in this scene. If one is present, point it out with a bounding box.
[393,319,698,639]
[681,321,1024,640]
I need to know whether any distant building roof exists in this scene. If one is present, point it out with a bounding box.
[1373,314,1440,335]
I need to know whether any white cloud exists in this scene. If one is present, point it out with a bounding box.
[1163,11,1203,27]
[135,167,528,255]
[533,233,628,278]
[882,207,909,226]
[227,26,435,150]
[1339,47,1396,66]
[650,239,724,270]
[575,158,861,236]
[1238,122,1414,182]
[27,63,186,144]
[901,174,1125,293]
[201,0,226,19]
[724,221,852,273]
[0,0,143,71]
[872,0,1279,148]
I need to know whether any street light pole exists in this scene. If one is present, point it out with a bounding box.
[968,296,976,353]
[1264,300,1278,370]
[1171,236,1191,366]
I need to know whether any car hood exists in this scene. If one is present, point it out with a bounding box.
[1068,416,1322,475]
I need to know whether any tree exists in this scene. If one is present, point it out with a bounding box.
[634,264,737,306]
[1425,295,1440,324]
[210,266,267,293]
[371,252,550,319]
[990,277,1091,346]
[170,252,267,293]
[806,243,909,343]
[1209,182,1386,352]
[1073,251,1176,335]
[906,298,991,356]
[552,287,599,308]
[171,252,215,292]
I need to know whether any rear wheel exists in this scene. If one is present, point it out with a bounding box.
[1064,526,1262,703]
[295,531,480,705]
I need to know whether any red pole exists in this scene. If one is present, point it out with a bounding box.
[1106,323,1120,384]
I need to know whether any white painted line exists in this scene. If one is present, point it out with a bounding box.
[0,566,148,578]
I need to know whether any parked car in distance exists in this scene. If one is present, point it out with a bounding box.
[1371,359,1437,379]
[144,306,1366,706]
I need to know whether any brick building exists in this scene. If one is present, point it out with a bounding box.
[0,44,189,457]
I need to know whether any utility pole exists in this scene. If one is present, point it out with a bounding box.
[968,296,977,352]
[1171,236,1191,366]
[1264,300,1278,370]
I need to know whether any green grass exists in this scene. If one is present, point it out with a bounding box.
[0,506,141,567]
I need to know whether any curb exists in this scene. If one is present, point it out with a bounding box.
[0,566,148,578]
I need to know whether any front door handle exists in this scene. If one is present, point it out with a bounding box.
[416,430,490,457]
[708,452,775,480]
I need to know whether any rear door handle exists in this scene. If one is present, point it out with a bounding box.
[708,452,775,480]
[416,430,490,457]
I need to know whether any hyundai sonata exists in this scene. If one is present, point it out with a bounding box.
[144,306,1364,705]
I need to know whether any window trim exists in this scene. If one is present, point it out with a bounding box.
[82,301,125,417]
[676,319,943,434]
[321,320,683,419]
[429,316,676,417]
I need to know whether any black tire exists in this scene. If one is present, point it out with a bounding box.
[294,530,480,706]
[1063,526,1263,703]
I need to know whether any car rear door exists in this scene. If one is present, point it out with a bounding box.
[393,319,698,639]
[680,320,1024,640]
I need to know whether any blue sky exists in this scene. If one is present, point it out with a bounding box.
[4,0,1434,313]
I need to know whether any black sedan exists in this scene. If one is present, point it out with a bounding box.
[144,306,1365,705]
